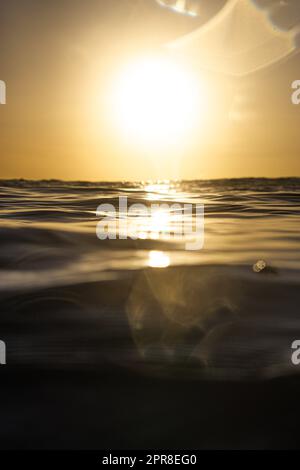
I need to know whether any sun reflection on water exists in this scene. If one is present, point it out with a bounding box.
[144,182,174,201]
[147,250,170,268]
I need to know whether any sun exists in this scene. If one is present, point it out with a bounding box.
[109,56,205,150]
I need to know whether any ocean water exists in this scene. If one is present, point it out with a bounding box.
[0,178,300,379]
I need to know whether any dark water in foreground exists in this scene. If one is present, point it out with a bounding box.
[0,178,300,380]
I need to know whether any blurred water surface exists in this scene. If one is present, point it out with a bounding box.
[0,178,300,378]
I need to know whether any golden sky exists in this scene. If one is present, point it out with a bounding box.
[0,0,300,180]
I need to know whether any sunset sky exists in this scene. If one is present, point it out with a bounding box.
[0,0,300,181]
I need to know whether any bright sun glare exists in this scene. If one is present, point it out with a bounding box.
[110,56,204,150]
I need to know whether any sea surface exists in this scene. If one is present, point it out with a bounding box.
[0,178,300,379]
